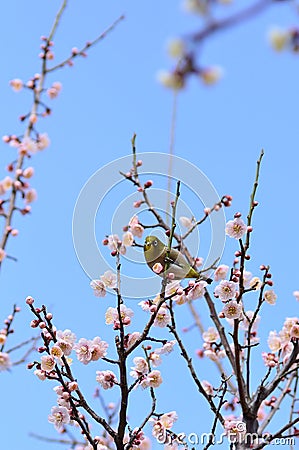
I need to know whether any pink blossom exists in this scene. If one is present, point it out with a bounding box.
[23,167,34,179]
[48,406,70,430]
[10,78,23,92]
[267,331,282,352]
[214,280,237,301]
[56,329,76,356]
[50,345,64,364]
[34,369,46,380]
[0,352,11,371]
[107,234,119,251]
[129,215,144,238]
[125,331,141,349]
[36,133,50,150]
[105,304,134,328]
[20,136,37,154]
[90,279,106,297]
[160,411,178,429]
[187,280,207,300]
[202,327,219,343]
[262,352,278,368]
[202,380,213,396]
[90,336,109,361]
[290,324,299,339]
[100,270,117,288]
[293,290,299,301]
[179,216,192,228]
[249,276,262,290]
[122,231,134,247]
[155,340,176,355]
[96,370,118,389]
[131,357,149,374]
[25,188,37,204]
[153,262,164,274]
[222,300,243,320]
[74,337,108,364]
[41,355,55,372]
[145,370,163,388]
[225,217,247,239]
[149,352,162,367]
[264,290,277,305]
[153,307,171,327]
[214,264,229,281]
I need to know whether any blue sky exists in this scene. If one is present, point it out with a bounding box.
[1,1,299,449]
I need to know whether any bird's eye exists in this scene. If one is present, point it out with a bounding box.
[153,240,158,247]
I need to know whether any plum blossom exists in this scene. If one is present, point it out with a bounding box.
[214,264,229,281]
[0,352,11,371]
[202,380,213,396]
[200,66,223,85]
[290,324,299,339]
[90,280,106,297]
[222,301,243,320]
[56,329,76,356]
[225,217,247,239]
[122,231,134,247]
[267,331,282,352]
[249,277,262,290]
[96,370,118,389]
[34,369,46,380]
[150,352,162,367]
[264,290,277,305]
[187,280,207,300]
[153,262,164,274]
[50,345,64,364]
[36,132,50,150]
[155,340,176,355]
[25,188,37,204]
[145,370,163,388]
[105,304,134,328]
[160,411,178,429]
[48,406,70,430]
[10,78,23,91]
[167,39,185,59]
[224,420,246,440]
[214,280,237,301]
[153,307,171,327]
[125,331,141,350]
[131,357,149,375]
[293,291,299,301]
[179,216,192,228]
[262,352,278,368]
[100,270,117,288]
[107,234,120,251]
[129,215,144,238]
[242,271,253,288]
[202,327,219,343]
[74,337,108,364]
[41,355,55,372]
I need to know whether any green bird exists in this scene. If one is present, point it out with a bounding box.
[144,235,200,280]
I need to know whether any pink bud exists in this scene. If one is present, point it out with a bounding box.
[26,296,34,305]
[136,160,143,167]
[144,180,153,188]
[204,207,211,215]
[46,313,53,320]
[11,229,19,236]
[245,254,251,260]
[137,187,143,192]
[247,226,253,232]
[39,322,46,329]
[234,212,242,218]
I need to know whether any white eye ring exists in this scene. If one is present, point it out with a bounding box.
[153,240,158,246]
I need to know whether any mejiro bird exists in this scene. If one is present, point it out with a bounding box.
[143,235,200,280]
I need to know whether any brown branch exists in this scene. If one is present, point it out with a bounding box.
[47,15,125,73]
